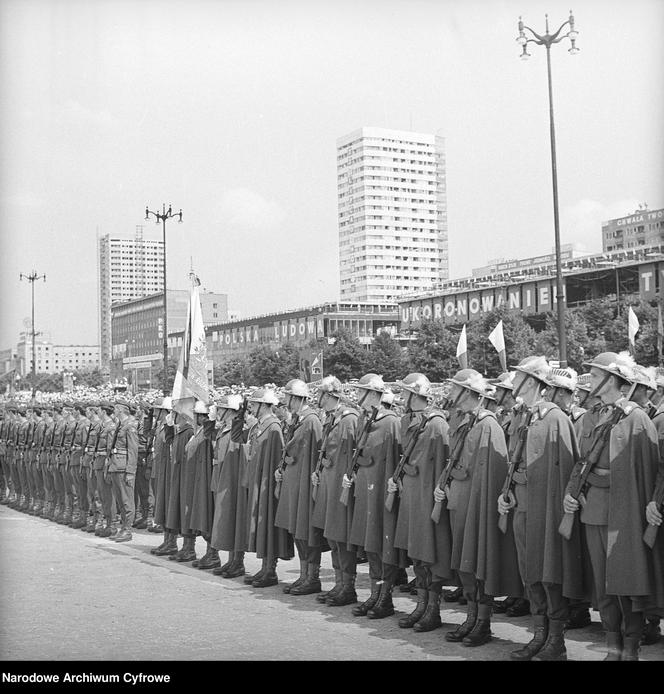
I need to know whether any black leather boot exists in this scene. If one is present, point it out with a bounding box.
[175,535,197,562]
[511,615,549,661]
[283,559,308,594]
[399,577,417,593]
[327,573,358,606]
[192,544,211,567]
[463,612,492,647]
[352,579,381,616]
[213,553,235,576]
[253,559,278,588]
[367,582,395,620]
[641,618,661,646]
[151,531,170,555]
[604,632,622,661]
[446,601,478,642]
[398,589,428,628]
[443,586,463,603]
[531,618,567,661]
[244,567,264,584]
[621,636,640,661]
[223,552,246,578]
[155,532,178,556]
[395,568,409,586]
[506,597,530,617]
[291,563,322,595]
[317,569,343,603]
[197,545,221,570]
[413,590,442,632]
[565,604,591,629]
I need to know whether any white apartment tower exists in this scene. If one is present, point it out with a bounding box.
[337,127,448,302]
[97,226,165,372]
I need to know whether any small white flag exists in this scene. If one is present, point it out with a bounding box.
[456,324,468,369]
[488,320,507,372]
[628,306,640,346]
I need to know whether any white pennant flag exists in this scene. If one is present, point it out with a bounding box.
[628,306,640,346]
[488,320,507,372]
[456,324,468,369]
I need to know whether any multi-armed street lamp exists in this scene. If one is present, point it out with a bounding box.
[516,11,579,368]
[144,204,183,393]
[19,270,46,398]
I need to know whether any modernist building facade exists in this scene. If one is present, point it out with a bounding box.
[337,127,448,303]
[98,227,165,372]
[109,290,228,384]
[602,206,664,252]
[8,332,100,376]
[167,301,399,370]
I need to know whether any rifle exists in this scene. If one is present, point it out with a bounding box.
[430,410,479,523]
[65,421,80,467]
[55,421,69,466]
[24,421,35,460]
[339,405,379,507]
[643,477,664,548]
[81,422,93,455]
[385,411,431,512]
[274,413,300,500]
[498,409,534,534]
[311,411,336,503]
[559,406,625,540]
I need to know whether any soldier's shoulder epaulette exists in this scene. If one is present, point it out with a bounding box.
[375,410,398,422]
[476,409,495,422]
[615,398,638,416]
[340,408,358,418]
[569,406,586,422]
[534,401,559,420]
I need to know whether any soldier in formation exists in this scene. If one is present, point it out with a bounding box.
[2,352,664,662]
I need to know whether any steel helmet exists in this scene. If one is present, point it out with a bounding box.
[545,367,578,392]
[217,394,243,410]
[448,368,491,396]
[631,364,657,390]
[512,356,551,384]
[491,372,515,391]
[318,375,342,394]
[193,400,209,415]
[575,373,592,392]
[161,396,173,411]
[398,373,432,397]
[381,388,395,405]
[284,379,310,398]
[249,388,280,405]
[582,351,635,383]
[356,373,386,393]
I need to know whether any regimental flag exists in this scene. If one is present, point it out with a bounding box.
[658,304,664,362]
[172,276,210,423]
[311,351,323,377]
[628,305,640,349]
[456,324,468,369]
[488,320,507,372]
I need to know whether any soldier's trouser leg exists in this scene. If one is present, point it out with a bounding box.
[585,524,643,636]
[52,466,65,508]
[95,469,114,521]
[513,510,528,588]
[333,540,357,577]
[366,551,383,582]
[17,461,28,502]
[135,464,152,519]
[42,464,53,504]
[110,472,135,529]
[306,526,324,566]
[75,468,88,515]
[86,468,97,514]
[413,561,432,590]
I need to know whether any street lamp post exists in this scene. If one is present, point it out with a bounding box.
[19,270,46,399]
[516,11,579,368]
[144,203,183,394]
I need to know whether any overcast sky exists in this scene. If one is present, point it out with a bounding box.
[1,0,662,347]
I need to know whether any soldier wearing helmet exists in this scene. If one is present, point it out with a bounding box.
[105,397,138,543]
[311,375,361,607]
[210,394,250,578]
[36,406,55,520]
[50,402,68,524]
[628,364,658,419]
[274,379,326,596]
[346,373,403,620]
[564,352,663,660]
[390,372,453,633]
[498,355,585,661]
[80,402,102,533]
[68,402,91,529]
[151,397,180,556]
[94,401,118,538]
[544,367,578,418]
[181,400,220,571]
[432,369,522,648]
[132,402,155,532]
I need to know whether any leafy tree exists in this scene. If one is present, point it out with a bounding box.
[366,331,407,381]
[73,368,105,388]
[322,328,368,382]
[247,343,300,386]
[405,320,459,382]
[213,356,252,387]
[155,359,178,394]
[21,372,63,393]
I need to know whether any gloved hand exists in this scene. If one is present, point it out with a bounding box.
[125,472,135,487]
[274,468,283,483]
[386,478,398,494]
[311,471,320,487]
[342,473,353,489]
[433,486,446,503]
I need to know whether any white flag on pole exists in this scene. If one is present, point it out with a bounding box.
[628,306,640,346]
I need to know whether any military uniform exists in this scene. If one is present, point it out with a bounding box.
[95,413,117,536]
[69,412,91,528]
[134,408,155,529]
[30,412,47,516]
[165,418,194,558]
[107,409,138,541]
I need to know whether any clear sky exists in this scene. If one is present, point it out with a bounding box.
[1,0,662,347]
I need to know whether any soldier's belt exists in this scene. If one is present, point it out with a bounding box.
[450,467,469,481]
[512,468,527,485]
[402,462,419,477]
[112,450,128,456]
[586,468,611,488]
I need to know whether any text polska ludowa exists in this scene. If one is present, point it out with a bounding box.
[2,672,171,684]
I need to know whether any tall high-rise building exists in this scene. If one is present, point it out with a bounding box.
[97,226,165,372]
[337,127,448,303]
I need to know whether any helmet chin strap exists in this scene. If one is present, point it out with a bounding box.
[588,370,613,399]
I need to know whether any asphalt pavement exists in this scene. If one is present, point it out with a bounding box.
[1,504,663,661]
